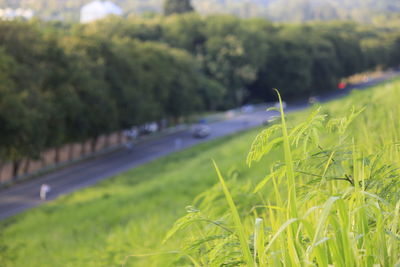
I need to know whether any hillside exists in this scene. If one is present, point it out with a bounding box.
[1,0,399,21]
[1,79,400,266]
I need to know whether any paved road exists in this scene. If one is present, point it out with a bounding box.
[0,109,275,220]
[1,71,399,220]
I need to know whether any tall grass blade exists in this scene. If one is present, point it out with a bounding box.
[212,160,254,266]
[274,89,298,219]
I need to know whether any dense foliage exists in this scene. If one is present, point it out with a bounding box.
[163,0,193,16]
[0,15,400,175]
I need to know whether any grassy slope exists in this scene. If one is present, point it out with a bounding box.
[1,79,399,266]
[0,127,274,266]
[165,79,400,266]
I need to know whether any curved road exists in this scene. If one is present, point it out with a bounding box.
[0,71,398,220]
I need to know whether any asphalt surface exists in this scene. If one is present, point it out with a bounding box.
[0,71,399,220]
[0,108,274,220]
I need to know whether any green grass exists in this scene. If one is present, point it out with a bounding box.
[165,79,400,266]
[1,79,400,266]
[0,125,273,266]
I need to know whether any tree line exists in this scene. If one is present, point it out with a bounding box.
[0,14,400,177]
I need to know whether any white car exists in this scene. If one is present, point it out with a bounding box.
[241,104,254,113]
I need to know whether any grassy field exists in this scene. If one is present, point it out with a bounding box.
[1,79,400,266]
[164,81,400,266]
[0,124,273,266]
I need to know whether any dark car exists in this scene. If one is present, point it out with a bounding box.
[192,125,211,138]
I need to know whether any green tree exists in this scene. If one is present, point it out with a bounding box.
[163,0,194,16]
[162,13,206,53]
[197,76,226,110]
[0,47,48,177]
[0,22,53,176]
[389,36,400,68]
[103,37,162,128]
[202,16,262,107]
[62,34,118,152]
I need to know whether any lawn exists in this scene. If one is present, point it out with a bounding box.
[1,79,400,266]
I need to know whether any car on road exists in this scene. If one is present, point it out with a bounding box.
[192,125,211,138]
[308,96,319,104]
[338,82,347,90]
[241,104,254,113]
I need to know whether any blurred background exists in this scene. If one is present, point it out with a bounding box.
[1,1,400,266]
[1,0,400,183]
